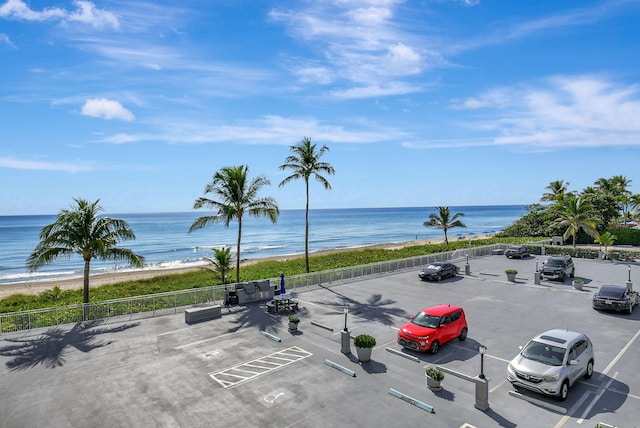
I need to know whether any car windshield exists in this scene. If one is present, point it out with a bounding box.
[426,264,442,270]
[412,311,441,328]
[547,259,564,267]
[521,340,565,366]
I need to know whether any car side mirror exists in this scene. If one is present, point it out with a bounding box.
[568,359,578,366]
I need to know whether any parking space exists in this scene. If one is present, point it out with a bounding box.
[0,254,639,427]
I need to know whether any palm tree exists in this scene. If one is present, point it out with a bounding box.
[204,247,234,284]
[423,206,467,245]
[541,180,573,204]
[552,195,599,247]
[594,231,617,256]
[279,137,335,273]
[27,198,144,305]
[189,165,279,283]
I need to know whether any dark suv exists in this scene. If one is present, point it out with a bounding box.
[541,256,575,281]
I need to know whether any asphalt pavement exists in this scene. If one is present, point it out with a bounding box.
[1,253,639,428]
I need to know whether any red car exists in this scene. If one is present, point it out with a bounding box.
[397,304,468,354]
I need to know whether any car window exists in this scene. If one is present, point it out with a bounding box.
[412,312,440,328]
[522,340,565,366]
[573,339,587,356]
[450,311,461,322]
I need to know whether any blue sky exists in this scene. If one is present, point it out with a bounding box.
[1,0,640,215]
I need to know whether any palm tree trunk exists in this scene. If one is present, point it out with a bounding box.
[236,218,242,283]
[305,179,310,273]
[83,258,91,319]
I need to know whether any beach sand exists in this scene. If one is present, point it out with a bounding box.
[0,235,481,300]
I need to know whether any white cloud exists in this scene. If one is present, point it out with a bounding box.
[270,1,429,97]
[0,32,15,48]
[0,0,119,30]
[0,0,65,21]
[460,75,640,149]
[67,1,120,30]
[81,98,135,121]
[0,156,93,172]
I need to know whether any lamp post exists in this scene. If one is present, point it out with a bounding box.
[627,265,633,293]
[478,345,487,379]
[343,306,349,332]
[341,306,351,354]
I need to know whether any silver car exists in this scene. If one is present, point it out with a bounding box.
[507,329,594,401]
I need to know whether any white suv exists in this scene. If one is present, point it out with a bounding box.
[507,329,594,401]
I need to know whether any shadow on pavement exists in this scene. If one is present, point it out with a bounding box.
[0,320,140,371]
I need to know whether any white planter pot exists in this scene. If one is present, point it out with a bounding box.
[288,322,299,331]
[425,374,443,391]
[355,346,372,362]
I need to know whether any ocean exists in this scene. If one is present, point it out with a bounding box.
[0,205,526,285]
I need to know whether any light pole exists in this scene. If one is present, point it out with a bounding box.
[478,345,487,379]
[343,306,349,331]
[341,306,351,354]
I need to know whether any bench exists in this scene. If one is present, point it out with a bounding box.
[185,305,222,324]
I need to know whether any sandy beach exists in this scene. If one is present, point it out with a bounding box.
[0,235,482,300]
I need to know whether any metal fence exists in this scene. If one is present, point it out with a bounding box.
[0,243,506,334]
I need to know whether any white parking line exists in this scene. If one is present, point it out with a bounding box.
[209,346,312,388]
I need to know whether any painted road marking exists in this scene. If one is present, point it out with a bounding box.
[209,346,312,388]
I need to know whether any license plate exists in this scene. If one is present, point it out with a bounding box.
[605,300,613,305]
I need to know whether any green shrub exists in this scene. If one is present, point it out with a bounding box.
[426,367,444,381]
[354,334,376,348]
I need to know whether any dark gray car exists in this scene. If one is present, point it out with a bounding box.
[592,285,637,314]
[541,256,575,281]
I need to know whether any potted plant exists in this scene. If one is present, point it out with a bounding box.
[572,278,584,290]
[425,366,444,391]
[505,269,517,282]
[288,315,300,331]
[353,333,376,362]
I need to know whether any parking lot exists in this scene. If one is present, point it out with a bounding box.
[1,254,639,428]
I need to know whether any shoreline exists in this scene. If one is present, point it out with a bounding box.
[0,235,479,300]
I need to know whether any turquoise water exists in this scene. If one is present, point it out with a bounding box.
[0,205,526,284]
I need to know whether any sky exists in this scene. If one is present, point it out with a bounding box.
[1,0,640,216]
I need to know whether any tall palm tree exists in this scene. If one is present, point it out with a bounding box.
[552,195,599,247]
[423,206,467,245]
[189,165,279,283]
[204,247,234,284]
[541,180,573,204]
[27,198,144,305]
[279,137,335,273]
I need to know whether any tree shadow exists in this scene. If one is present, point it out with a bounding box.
[226,301,308,334]
[321,291,411,327]
[0,320,140,371]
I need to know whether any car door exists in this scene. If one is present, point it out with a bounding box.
[442,312,461,343]
[566,340,587,384]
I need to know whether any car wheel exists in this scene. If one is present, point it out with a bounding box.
[584,360,594,379]
[559,272,566,282]
[436,274,442,281]
[430,340,440,354]
[558,380,569,401]
[570,269,575,278]
[458,327,468,341]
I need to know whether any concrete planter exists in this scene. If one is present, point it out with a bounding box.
[572,280,584,290]
[355,346,372,362]
[425,373,443,391]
